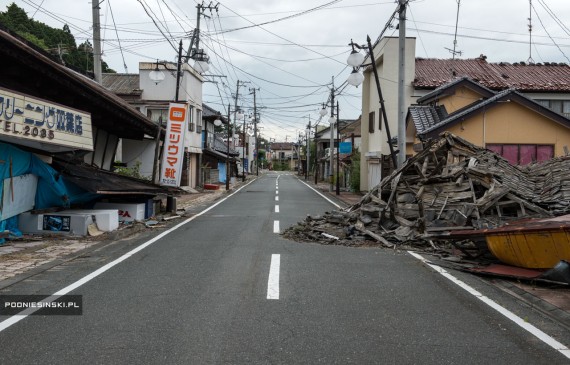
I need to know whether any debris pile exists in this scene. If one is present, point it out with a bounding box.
[284,133,570,249]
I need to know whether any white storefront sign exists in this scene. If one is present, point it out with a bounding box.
[160,103,188,187]
[0,86,93,151]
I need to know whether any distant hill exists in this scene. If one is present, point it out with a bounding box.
[0,3,115,75]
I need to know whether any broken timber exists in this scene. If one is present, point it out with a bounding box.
[284,133,570,250]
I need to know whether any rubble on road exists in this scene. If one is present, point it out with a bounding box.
[283,133,570,253]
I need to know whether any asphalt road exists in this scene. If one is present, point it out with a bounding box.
[0,172,569,364]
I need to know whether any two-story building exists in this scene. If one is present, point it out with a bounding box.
[359,36,570,191]
[103,61,204,188]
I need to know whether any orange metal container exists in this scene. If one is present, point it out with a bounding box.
[452,215,570,269]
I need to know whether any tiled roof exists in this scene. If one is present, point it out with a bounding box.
[409,105,448,134]
[414,57,570,92]
[202,103,228,124]
[341,118,361,137]
[271,142,294,150]
[102,73,142,95]
[212,134,239,156]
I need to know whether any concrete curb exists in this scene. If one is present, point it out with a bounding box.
[492,279,570,332]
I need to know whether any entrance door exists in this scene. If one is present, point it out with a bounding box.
[368,159,381,189]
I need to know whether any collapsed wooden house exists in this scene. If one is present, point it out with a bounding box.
[284,133,570,249]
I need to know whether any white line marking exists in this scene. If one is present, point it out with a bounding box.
[276,189,278,194]
[275,205,280,213]
[273,220,280,233]
[297,179,342,209]
[0,179,258,333]
[408,251,570,360]
[275,196,279,201]
[267,254,280,300]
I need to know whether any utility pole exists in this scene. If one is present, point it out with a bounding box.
[397,0,407,168]
[298,132,302,175]
[233,80,248,180]
[250,87,260,176]
[314,122,319,185]
[329,76,335,192]
[186,3,218,60]
[92,0,103,84]
[226,103,231,191]
[306,116,311,181]
[336,101,340,196]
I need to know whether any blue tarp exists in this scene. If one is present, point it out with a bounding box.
[0,142,97,244]
[218,162,227,183]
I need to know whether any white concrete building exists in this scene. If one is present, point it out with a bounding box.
[105,61,204,188]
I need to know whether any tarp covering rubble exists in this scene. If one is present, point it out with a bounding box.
[283,132,570,250]
[0,142,97,244]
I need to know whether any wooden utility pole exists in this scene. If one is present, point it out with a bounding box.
[92,0,103,84]
[250,87,260,176]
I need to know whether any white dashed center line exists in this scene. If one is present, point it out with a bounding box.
[273,220,280,233]
[275,205,280,213]
[267,254,280,300]
[275,196,279,201]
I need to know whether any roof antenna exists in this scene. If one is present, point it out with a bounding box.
[444,0,462,76]
[527,0,534,63]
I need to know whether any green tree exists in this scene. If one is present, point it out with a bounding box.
[350,148,360,192]
[0,3,115,74]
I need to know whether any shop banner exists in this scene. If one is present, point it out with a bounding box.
[160,103,187,187]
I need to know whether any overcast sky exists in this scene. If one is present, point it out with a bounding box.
[9,0,570,141]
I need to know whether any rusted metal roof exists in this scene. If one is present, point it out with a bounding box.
[52,159,179,196]
[414,57,570,92]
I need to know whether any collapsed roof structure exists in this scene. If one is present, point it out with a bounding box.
[284,133,570,248]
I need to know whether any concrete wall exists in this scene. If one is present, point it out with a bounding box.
[445,102,570,156]
[439,86,485,114]
[360,37,416,191]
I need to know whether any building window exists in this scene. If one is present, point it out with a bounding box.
[368,111,375,133]
[486,144,554,165]
[536,99,570,118]
[196,109,203,133]
[188,105,194,132]
[147,109,168,126]
[563,101,570,118]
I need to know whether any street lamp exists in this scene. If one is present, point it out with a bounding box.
[149,60,166,85]
[346,37,398,169]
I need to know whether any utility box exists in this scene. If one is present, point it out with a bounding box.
[94,202,145,222]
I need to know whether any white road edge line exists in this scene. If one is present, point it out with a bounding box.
[267,254,280,300]
[0,179,258,333]
[407,250,570,360]
[275,205,279,213]
[273,220,280,233]
[297,179,342,209]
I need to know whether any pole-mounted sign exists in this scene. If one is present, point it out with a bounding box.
[160,102,188,187]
